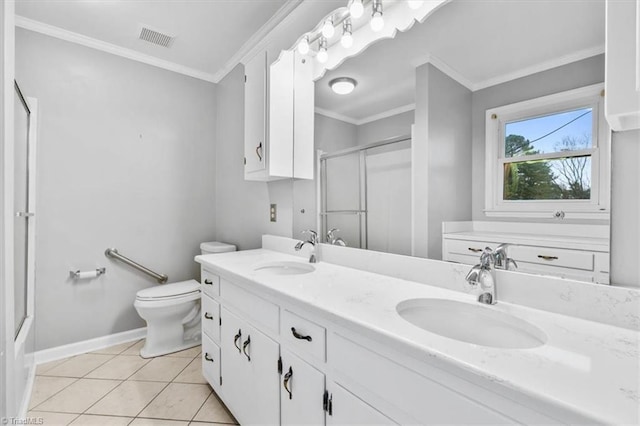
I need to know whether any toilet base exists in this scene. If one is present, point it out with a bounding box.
[140,336,201,359]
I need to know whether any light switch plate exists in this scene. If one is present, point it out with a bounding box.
[270,204,277,222]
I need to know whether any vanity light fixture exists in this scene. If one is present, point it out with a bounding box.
[407,0,425,9]
[317,37,329,63]
[371,0,384,32]
[341,19,353,48]
[322,18,335,38]
[329,77,357,95]
[297,35,310,55]
[349,0,364,19]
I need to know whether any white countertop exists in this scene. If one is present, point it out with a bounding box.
[196,249,639,424]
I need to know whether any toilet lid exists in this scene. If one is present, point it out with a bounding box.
[136,279,200,300]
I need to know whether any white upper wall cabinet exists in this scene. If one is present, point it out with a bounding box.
[243,49,314,182]
[605,0,640,131]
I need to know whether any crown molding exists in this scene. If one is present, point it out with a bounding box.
[15,15,218,83]
[314,107,359,125]
[315,103,416,126]
[357,103,416,125]
[472,44,605,91]
[413,53,475,91]
[212,0,304,82]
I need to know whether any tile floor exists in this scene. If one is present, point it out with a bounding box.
[27,340,237,426]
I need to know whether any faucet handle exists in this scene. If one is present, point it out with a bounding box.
[301,229,318,244]
[479,247,495,268]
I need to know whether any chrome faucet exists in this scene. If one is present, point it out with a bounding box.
[295,230,318,263]
[465,247,497,305]
[494,243,518,271]
[326,228,347,247]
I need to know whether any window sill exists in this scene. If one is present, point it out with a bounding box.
[484,209,610,221]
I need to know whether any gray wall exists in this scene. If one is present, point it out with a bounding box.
[215,63,293,251]
[357,110,414,145]
[423,64,473,259]
[471,55,606,223]
[16,29,218,350]
[293,113,357,236]
[610,129,640,287]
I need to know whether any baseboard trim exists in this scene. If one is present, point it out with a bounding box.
[18,365,36,417]
[34,327,147,365]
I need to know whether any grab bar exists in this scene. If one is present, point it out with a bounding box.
[105,248,168,283]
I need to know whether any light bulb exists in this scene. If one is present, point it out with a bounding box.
[349,0,364,19]
[317,49,328,63]
[321,19,335,38]
[407,0,424,9]
[297,36,310,55]
[341,33,353,48]
[341,19,353,49]
[371,13,384,32]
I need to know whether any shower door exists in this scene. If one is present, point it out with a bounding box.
[14,82,31,338]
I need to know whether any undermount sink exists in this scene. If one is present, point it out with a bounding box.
[396,298,546,349]
[253,261,315,276]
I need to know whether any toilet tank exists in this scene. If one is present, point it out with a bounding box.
[200,241,236,255]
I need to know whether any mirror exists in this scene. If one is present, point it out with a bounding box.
[292,0,611,284]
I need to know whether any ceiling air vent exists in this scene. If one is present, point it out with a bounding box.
[138,25,174,48]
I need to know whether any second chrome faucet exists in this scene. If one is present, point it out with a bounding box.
[465,244,517,305]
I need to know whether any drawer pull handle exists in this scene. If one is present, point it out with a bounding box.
[537,255,559,261]
[242,336,251,362]
[204,313,214,320]
[283,366,293,400]
[468,248,483,253]
[291,327,312,342]
[204,353,214,362]
[204,279,213,285]
[233,329,242,353]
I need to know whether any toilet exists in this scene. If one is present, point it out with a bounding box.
[134,241,236,358]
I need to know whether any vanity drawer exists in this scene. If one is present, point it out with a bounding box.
[201,269,220,297]
[281,310,326,362]
[201,294,220,342]
[444,238,494,257]
[202,334,221,392]
[220,279,279,335]
[510,246,594,271]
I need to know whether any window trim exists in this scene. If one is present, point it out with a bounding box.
[484,83,610,220]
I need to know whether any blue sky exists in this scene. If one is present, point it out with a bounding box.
[505,107,592,156]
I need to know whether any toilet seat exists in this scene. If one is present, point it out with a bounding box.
[136,280,200,302]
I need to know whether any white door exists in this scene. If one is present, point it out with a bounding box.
[244,51,267,174]
[243,323,280,425]
[326,382,397,425]
[219,308,249,421]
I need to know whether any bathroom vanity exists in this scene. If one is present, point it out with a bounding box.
[195,236,639,425]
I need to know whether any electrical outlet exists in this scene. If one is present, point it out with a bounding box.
[270,204,277,222]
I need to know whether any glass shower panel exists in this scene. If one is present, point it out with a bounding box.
[14,86,30,338]
[365,143,412,256]
[324,153,361,211]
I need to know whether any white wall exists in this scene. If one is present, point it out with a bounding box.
[610,129,640,287]
[16,29,217,350]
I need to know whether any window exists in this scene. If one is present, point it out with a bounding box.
[485,84,610,219]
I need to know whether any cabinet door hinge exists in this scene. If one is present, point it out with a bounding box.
[322,390,333,415]
[244,75,247,83]
[244,157,246,166]
[277,356,282,374]
[220,376,222,386]
[219,316,222,326]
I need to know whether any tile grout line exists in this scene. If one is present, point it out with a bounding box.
[28,377,80,412]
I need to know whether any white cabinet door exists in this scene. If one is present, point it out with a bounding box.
[326,383,397,425]
[243,323,281,426]
[280,349,325,426]
[244,51,267,174]
[220,308,249,421]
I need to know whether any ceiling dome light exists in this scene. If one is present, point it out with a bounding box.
[349,0,364,19]
[371,0,384,32]
[341,19,353,48]
[297,35,310,55]
[330,77,357,95]
[321,18,335,38]
[317,37,329,63]
[407,0,424,9]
